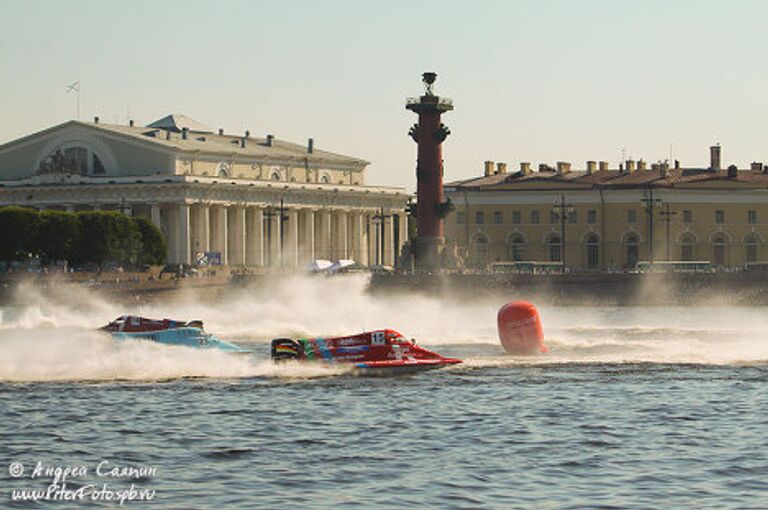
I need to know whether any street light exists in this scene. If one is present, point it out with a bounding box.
[552,194,574,273]
[640,187,662,267]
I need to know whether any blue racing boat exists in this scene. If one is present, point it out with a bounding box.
[101,316,253,354]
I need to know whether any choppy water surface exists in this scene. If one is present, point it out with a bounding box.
[1,277,767,509]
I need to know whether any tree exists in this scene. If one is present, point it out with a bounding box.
[0,206,39,261]
[132,216,167,266]
[74,211,141,267]
[35,210,79,262]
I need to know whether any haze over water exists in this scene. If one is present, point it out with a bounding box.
[1,276,767,508]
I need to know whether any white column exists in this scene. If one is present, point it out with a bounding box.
[193,204,210,260]
[336,211,348,260]
[320,210,332,261]
[286,209,299,267]
[368,213,379,266]
[246,207,265,267]
[178,204,191,264]
[353,212,367,265]
[384,214,394,266]
[150,204,162,229]
[302,209,315,263]
[226,206,246,265]
[212,206,228,265]
[274,212,283,266]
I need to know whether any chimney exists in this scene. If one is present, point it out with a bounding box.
[181,127,188,140]
[727,164,738,178]
[496,162,507,174]
[710,144,721,171]
[586,161,597,174]
[218,128,224,135]
[94,116,99,124]
[245,130,250,138]
[539,163,551,172]
[484,160,495,177]
[674,159,680,169]
[638,160,646,171]
[599,161,609,171]
[556,161,571,174]
[308,138,314,154]
[520,162,532,175]
[751,162,763,171]
[129,119,134,127]
[266,134,274,147]
[626,160,636,173]
[240,137,246,148]
[660,162,669,178]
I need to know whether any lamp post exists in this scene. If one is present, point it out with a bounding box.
[552,194,574,273]
[659,203,677,262]
[372,207,391,266]
[641,187,662,267]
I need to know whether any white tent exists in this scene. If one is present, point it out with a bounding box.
[306,259,333,272]
[329,259,356,273]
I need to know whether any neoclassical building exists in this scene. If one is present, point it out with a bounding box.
[445,148,768,271]
[0,114,408,266]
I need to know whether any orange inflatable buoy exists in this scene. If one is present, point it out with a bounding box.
[497,301,548,355]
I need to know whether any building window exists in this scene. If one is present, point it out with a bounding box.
[683,210,692,223]
[746,235,759,264]
[494,211,503,224]
[680,233,696,261]
[625,234,639,267]
[475,211,484,224]
[568,211,577,224]
[587,210,596,224]
[456,212,466,224]
[548,235,561,262]
[512,211,521,224]
[712,233,727,266]
[584,234,599,269]
[530,210,540,224]
[271,172,281,181]
[508,234,525,261]
[549,211,558,224]
[92,154,105,174]
[627,210,637,224]
[748,210,757,224]
[471,233,489,268]
[715,210,725,224]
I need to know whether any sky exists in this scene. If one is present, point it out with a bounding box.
[2,0,768,190]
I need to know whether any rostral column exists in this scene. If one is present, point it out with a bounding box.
[406,72,453,270]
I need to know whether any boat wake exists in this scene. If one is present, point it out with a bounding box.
[1,275,767,382]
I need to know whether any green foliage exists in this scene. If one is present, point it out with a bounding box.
[74,211,141,267]
[132,216,167,266]
[0,207,169,268]
[0,206,40,260]
[35,210,79,262]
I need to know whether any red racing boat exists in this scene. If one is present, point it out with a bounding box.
[270,329,462,375]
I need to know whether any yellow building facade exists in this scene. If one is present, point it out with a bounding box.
[445,157,768,271]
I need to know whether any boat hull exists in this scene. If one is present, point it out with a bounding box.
[110,327,253,354]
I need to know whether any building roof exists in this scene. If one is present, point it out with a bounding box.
[0,115,368,169]
[146,114,213,133]
[447,167,768,190]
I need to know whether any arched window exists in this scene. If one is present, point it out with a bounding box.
[37,146,105,176]
[271,172,281,181]
[320,174,330,184]
[471,233,489,268]
[745,235,759,264]
[680,233,696,261]
[712,233,728,267]
[625,234,639,268]
[547,234,561,262]
[584,234,600,269]
[508,234,525,261]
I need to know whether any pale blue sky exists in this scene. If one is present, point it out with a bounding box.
[2,0,768,189]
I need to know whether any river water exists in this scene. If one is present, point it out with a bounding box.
[1,276,767,509]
